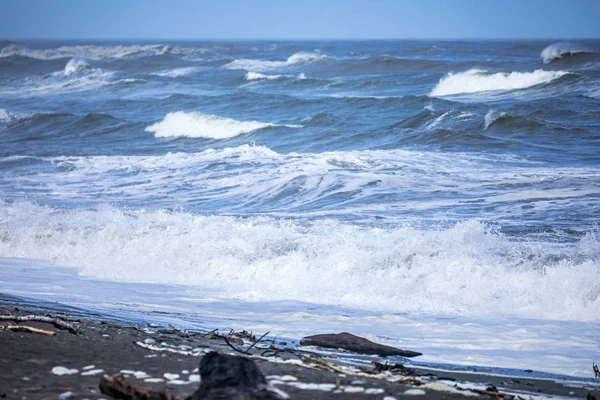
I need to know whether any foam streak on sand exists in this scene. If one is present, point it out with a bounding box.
[430,69,568,96]
[145,111,299,139]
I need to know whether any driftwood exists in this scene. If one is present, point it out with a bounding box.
[99,374,178,400]
[371,360,414,376]
[0,314,78,333]
[2,325,56,336]
[300,332,422,357]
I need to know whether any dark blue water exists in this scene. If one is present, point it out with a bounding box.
[0,40,599,323]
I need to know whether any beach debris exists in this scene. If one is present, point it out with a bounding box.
[222,330,271,355]
[82,369,105,376]
[371,360,415,376]
[300,332,422,357]
[52,366,79,375]
[0,314,79,333]
[100,374,178,400]
[187,351,289,399]
[594,361,600,378]
[2,324,56,335]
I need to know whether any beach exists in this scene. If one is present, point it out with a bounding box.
[2,293,597,400]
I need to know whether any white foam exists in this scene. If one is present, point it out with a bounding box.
[224,52,328,71]
[0,201,598,322]
[151,67,199,78]
[145,111,299,139]
[430,69,568,96]
[245,72,306,80]
[541,42,595,64]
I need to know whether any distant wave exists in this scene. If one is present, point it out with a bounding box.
[0,44,170,60]
[541,42,597,64]
[245,71,306,80]
[224,52,328,71]
[484,110,512,129]
[145,111,301,139]
[151,67,200,78]
[430,69,569,96]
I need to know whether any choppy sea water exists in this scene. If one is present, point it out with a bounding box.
[0,40,599,378]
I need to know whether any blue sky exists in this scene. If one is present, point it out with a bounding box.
[1,0,599,40]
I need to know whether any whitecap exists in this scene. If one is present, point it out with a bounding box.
[541,42,596,64]
[151,67,199,78]
[145,111,300,139]
[224,52,327,71]
[430,69,569,96]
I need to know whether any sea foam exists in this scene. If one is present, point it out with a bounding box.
[145,111,299,139]
[430,69,568,96]
[0,201,598,322]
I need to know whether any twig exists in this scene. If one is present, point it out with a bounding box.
[2,325,56,336]
[245,331,270,353]
[222,335,249,355]
[0,315,78,333]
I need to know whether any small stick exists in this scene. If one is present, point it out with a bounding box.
[0,315,78,333]
[2,325,56,336]
[245,331,270,353]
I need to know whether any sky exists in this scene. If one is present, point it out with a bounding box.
[1,0,599,40]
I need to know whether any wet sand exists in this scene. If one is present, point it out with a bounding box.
[0,293,598,400]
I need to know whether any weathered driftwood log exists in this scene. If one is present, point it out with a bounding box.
[2,324,56,335]
[99,374,178,400]
[188,352,288,400]
[0,314,78,333]
[300,332,422,357]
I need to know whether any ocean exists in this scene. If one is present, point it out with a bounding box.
[0,39,599,378]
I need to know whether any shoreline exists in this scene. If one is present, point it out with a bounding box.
[1,293,598,399]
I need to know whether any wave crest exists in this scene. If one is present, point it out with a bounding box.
[145,111,300,139]
[0,44,170,60]
[63,59,92,76]
[430,69,569,96]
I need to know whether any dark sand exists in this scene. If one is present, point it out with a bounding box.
[1,294,598,400]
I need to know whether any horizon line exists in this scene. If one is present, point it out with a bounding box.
[2,37,600,42]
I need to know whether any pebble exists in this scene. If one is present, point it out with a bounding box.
[21,377,30,381]
[365,388,385,394]
[164,373,180,380]
[403,389,426,396]
[192,368,199,373]
[81,369,104,376]
[51,366,79,376]
[188,374,200,383]
[182,369,189,374]
[58,391,74,400]
[82,365,95,370]
[144,378,164,383]
[144,354,158,358]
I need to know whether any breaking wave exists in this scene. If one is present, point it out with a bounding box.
[430,69,569,96]
[0,201,598,322]
[541,42,597,64]
[62,59,92,76]
[145,111,300,139]
[245,72,306,80]
[224,52,328,71]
